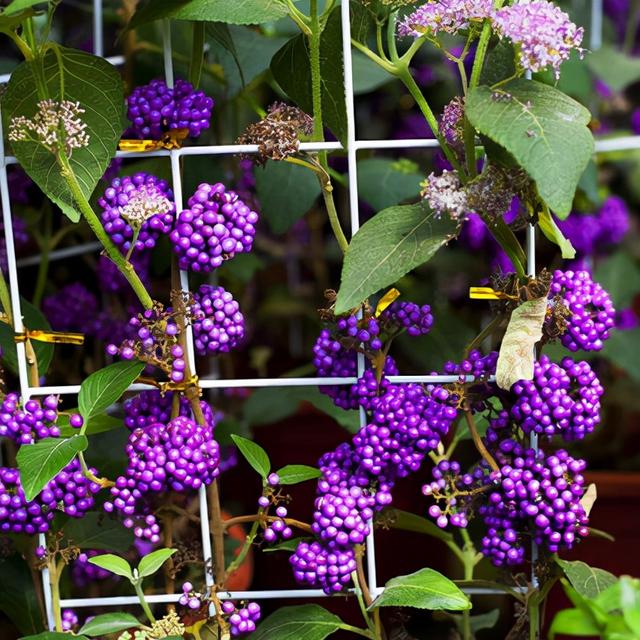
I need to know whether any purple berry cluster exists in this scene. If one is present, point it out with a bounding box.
[0,459,100,534]
[290,540,357,594]
[511,354,603,441]
[190,284,245,356]
[98,173,175,255]
[443,349,498,381]
[550,269,616,352]
[72,550,114,587]
[104,416,220,542]
[61,609,78,632]
[423,460,471,529]
[124,391,217,431]
[478,441,589,566]
[126,78,214,139]
[380,300,435,337]
[170,182,259,273]
[262,504,293,544]
[0,393,59,444]
[336,315,383,351]
[179,581,203,610]
[221,600,262,636]
[43,283,98,333]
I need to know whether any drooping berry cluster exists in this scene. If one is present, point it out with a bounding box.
[126,78,214,140]
[478,441,589,566]
[290,540,357,594]
[104,415,220,542]
[511,354,603,441]
[98,173,175,255]
[190,285,245,356]
[221,600,262,636]
[170,183,259,273]
[0,393,60,444]
[550,269,616,352]
[379,300,435,337]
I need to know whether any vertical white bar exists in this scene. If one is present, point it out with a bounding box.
[162,26,215,603]
[590,0,603,51]
[0,107,54,629]
[340,0,379,595]
[92,0,104,57]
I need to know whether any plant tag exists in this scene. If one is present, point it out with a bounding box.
[375,288,401,316]
[580,483,597,516]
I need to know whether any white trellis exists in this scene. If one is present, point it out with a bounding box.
[0,0,638,632]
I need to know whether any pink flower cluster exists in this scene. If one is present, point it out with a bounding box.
[399,0,583,78]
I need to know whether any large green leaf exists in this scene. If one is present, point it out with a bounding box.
[0,555,43,636]
[78,360,144,422]
[370,568,471,611]
[0,296,54,376]
[352,52,392,95]
[79,613,141,637]
[556,559,617,600]
[2,48,125,222]
[20,634,88,640]
[276,464,321,485]
[252,604,343,640]
[270,8,346,144]
[16,434,88,501]
[548,608,601,639]
[358,158,422,211]
[335,203,458,314]
[466,79,593,217]
[87,554,133,580]
[62,512,134,552]
[254,161,321,234]
[2,0,48,17]
[231,434,271,478]
[588,46,640,92]
[129,0,289,28]
[137,548,177,578]
[594,251,640,309]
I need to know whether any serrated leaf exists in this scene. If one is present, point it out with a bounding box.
[276,464,321,485]
[370,568,471,611]
[384,508,454,544]
[270,8,346,144]
[16,434,88,501]
[62,512,134,552]
[58,412,122,438]
[128,0,289,29]
[87,553,133,580]
[79,613,141,637]
[137,548,177,578]
[358,158,422,211]
[0,555,43,636]
[254,161,321,233]
[539,208,575,259]
[588,46,640,92]
[2,48,125,223]
[557,559,617,599]
[496,296,548,390]
[252,604,343,640]
[335,203,458,314]
[78,360,144,422]
[0,296,54,376]
[230,434,270,478]
[466,79,593,217]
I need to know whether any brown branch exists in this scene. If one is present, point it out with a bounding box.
[222,513,312,534]
[464,406,500,473]
[355,546,373,607]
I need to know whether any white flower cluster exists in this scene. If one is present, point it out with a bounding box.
[120,185,174,226]
[421,170,470,221]
[8,99,89,156]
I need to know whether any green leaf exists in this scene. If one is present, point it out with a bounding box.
[62,512,134,552]
[231,434,271,478]
[2,48,125,223]
[252,604,343,640]
[548,608,601,639]
[601,328,640,381]
[16,434,88,501]
[588,46,640,92]
[57,412,122,438]
[137,548,177,578]
[384,508,454,544]
[466,79,593,217]
[20,634,88,640]
[276,464,321,485]
[0,555,43,636]
[262,537,311,553]
[0,297,54,376]
[352,52,392,95]
[619,577,640,634]
[480,40,516,86]
[270,8,346,144]
[335,203,458,314]
[129,0,290,28]
[539,209,576,259]
[496,296,548,390]
[370,568,471,611]
[78,360,145,422]
[358,158,422,211]
[2,0,47,17]
[254,161,321,234]
[87,553,133,580]
[594,251,640,309]
[79,613,141,637]
[557,559,617,599]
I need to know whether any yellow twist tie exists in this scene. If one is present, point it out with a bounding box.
[469,287,518,301]
[118,127,190,152]
[375,288,401,317]
[158,374,200,394]
[14,329,84,345]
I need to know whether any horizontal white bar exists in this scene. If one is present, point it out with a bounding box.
[17,242,102,267]
[29,374,491,397]
[354,138,440,150]
[594,135,640,152]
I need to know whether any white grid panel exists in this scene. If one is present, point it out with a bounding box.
[0,0,633,632]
